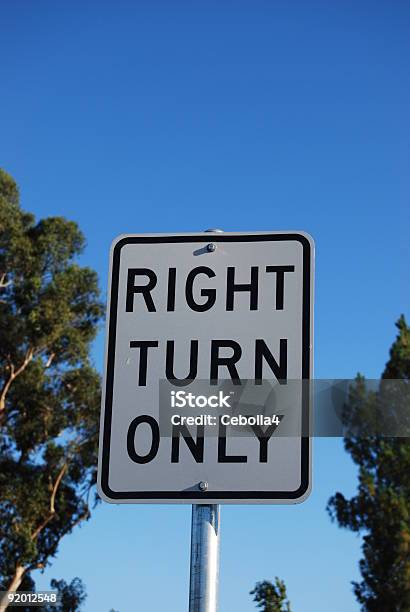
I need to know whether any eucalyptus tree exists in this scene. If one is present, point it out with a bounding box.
[0,169,104,608]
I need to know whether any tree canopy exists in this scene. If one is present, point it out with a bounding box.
[328,316,410,611]
[0,169,104,609]
[45,577,87,612]
[250,578,291,612]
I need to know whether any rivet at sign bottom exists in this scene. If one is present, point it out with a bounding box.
[198,481,208,491]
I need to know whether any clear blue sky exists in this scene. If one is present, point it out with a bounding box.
[1,2,409,611]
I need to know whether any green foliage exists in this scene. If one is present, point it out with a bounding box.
[328,316,410,611]
[0,169,104,597]
[250,578,291,612]
[45,578,86,612]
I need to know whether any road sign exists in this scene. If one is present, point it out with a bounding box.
[97,231,314,503]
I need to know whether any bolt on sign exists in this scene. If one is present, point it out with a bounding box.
[97,231,314,504]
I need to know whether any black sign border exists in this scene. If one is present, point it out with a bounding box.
[100,233,312,501]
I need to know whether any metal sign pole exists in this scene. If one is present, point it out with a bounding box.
[189,228,222,612]
[189,504,220,612]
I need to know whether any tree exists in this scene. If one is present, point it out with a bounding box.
[328,316,410,611]
[0,169,104,610]
[45,578,87,612]
[8,577,86,612]
[250,578,291,612]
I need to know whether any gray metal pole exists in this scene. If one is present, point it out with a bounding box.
[189,504,220,612]
[189,228,222,612]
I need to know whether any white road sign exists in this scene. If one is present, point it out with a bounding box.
[97,231,314,503]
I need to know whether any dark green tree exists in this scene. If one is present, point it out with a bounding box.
[328,317,410,611]
[0,169,104,609]
[250,578,291,612]
[8,577,86,612]
[44,578,86,612]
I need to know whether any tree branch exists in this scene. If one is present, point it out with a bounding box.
[0,565,27,612]
[45,352,55,368]
[30,463,68,541]
[0,348,34,416]
[0,273,11,288]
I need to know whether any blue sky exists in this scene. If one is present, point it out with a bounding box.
[1,1,409,611]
